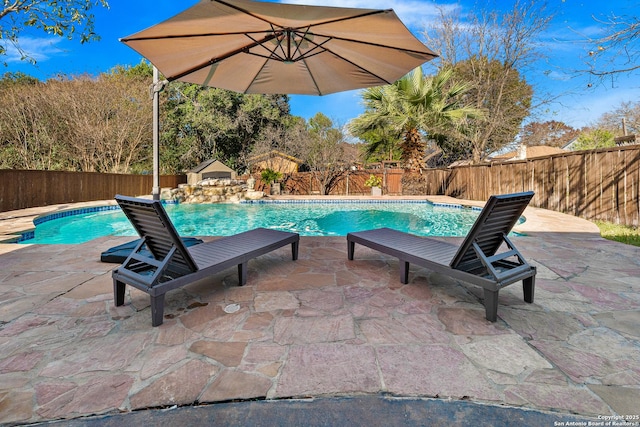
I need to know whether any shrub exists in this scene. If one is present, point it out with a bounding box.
[260,168,282,184]
[364,174,382,187]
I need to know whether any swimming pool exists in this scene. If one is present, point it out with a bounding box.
[20,200,486,244]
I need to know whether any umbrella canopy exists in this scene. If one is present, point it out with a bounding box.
[121,0,437,95]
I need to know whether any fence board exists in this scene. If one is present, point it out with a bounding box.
[0,170,185,212]
[566,154,582,217]
[626,149,640,226]
[385,169,403,195]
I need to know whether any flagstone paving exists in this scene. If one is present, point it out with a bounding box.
[0,198,639,425]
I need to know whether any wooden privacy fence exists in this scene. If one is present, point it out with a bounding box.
[277,146,640,226]
[417,145,640,226]
[0,169,186,212]
[3,145,640,225]
[276,169,404,196]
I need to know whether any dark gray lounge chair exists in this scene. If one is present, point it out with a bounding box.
[112,195,299,326]
[101,236,203,264]
[347,192,536,322]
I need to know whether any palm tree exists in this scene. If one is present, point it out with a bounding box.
[358,126,403,163]
[349,67,480,171]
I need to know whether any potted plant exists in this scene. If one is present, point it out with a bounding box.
[261,168,283,195]
[364,174,383,196]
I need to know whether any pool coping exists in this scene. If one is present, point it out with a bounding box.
[0,199,120,243]
[0,195,601,244]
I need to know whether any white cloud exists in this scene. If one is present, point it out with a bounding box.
[545,70,572,81]
[4,37,63,63]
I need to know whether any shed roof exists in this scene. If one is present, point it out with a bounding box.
[188,159,234,173]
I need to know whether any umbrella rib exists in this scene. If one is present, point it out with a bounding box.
[213,0,393,30]
[215,0,415,57]
[301,58,323,95]
[245,28,330,63]
[242,57,272,94]
[311,33,436,58]
[168,33,279,81]
[245,28,287,62]
[122,30,275,42]
[300,34,434,85]
[288,26,317,62]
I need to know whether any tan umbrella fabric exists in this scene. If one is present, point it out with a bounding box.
[121,0,437,95]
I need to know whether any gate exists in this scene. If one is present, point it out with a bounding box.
[384,168,403,195]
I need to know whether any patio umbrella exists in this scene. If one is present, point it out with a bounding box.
[120,0,437,95]
[120,0,437,199]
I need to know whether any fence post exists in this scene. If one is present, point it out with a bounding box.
[383,169,387,195]
[346,171,349,196]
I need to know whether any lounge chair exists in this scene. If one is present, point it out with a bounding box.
[100,236,204,264]
[112,195,299,326]
[347,192,536,322]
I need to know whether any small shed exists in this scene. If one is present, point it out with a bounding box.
[187,159,237,185]
[247,150,303,175]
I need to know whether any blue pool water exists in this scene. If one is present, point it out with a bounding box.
[20,200,484,244]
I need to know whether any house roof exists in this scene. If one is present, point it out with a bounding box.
[247,150,302,164]
[561,136,580,150]
[491,145,566,161]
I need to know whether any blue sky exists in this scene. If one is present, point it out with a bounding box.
[5,0,640,130]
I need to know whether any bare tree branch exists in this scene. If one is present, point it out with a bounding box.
[581,14,640,78]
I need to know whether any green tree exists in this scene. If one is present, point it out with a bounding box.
[348,88,402,165]
[0,71,38,86]
[160,83,291,173]
[109,60,154,79]
[0,0,109,65]
[349,67,478,171]
[573,129,616,151]
[356,126,402,164]
[423,0,550,163]
[443,58,533,162]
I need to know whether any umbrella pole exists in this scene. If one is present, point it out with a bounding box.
[152,66,161,201]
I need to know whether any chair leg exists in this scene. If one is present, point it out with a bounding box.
[523,276,535,303]
[292,241,299,260]
[483,289,499,322]
[400,260,410,284]
[238,262,248,286]
[347,240,355,260]
[150,294,166,327]
[114,279,126,307]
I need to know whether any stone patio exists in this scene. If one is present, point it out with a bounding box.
[0,197,639,424]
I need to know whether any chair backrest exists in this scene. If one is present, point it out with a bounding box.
[115,195,198,275]
[449,191,534,270]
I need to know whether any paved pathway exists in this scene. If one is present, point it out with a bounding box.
[0,198,639,425]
